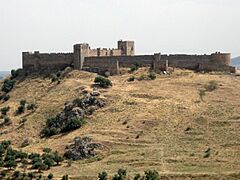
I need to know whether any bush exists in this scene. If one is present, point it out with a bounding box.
[2,94,10,102]
[130,64,138,72]
[61,117,86,133]
[134,174,141,180]
[204,80,218,92]
[98,171,108,180]
[13,171,20,178]
[48,173,54,179]
[94,76,112,88]
[53,151,64,165]
[144,170,160,180]
[51,74,59,83]
[62,175,69,180]
[16,105,25,115]
[27,103,37,111]
[148,72,156,80]
[112,169,127,180]
[127,76,135,82]
[43,148,52,154]
[1,79,16,93]
[4,116,11,125]
[20,100,27,107]
[0,106,10,116]
[10,69,20,79]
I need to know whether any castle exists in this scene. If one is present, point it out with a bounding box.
[22,40,236,75]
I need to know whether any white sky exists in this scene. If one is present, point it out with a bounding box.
[0,0,239,70]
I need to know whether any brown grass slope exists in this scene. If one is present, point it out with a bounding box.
[0,69,240,179]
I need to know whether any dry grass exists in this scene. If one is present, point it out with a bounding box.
[0,69,240,179]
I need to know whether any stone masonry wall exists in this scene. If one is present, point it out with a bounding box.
[22,52,74,73]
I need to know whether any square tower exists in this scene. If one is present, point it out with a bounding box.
[118,40,135,56]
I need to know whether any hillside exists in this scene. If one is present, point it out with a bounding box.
[231,56,240,67]
[0,69,240,179]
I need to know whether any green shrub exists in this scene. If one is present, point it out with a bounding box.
[1,79,16,93]
[144,170,160,180]
[53,151,64,165]
[4,116,11,125]
[4,159,17,170]
[16,105,25,115]
[13,171,21,178]
[133,174,141,180]
[43,157,54,169]
[10,69,20,79]
[204,80,218,92]
[48,173,54,179]
[0,106,10,116]
[127,76,135,82]
[130,64,138,72]
[61,117,86,133]
[112,169,127,180]
[62,175,69,180]
[148,72,156,80]
[51,74,59,83]
[20,100,26,107]
[98,171,108,180]
[27,103,37,111]
[0,94,10,102]
[94,76,112,88]
[43,148,52,154]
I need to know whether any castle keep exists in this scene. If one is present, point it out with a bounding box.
[22,40,236,74]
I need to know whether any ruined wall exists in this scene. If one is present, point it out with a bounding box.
[23,52,74,72]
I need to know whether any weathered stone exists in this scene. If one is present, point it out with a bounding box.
[64,136,102,160]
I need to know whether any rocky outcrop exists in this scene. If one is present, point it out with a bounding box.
[64,136,102,160]
[41,92,105,137]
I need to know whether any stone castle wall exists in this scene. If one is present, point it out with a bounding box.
[22,41,235,74]
[22,52,74,72]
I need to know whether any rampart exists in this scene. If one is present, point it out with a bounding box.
[22,40,236,74]
[22,52,74,73]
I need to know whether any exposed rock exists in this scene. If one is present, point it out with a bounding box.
[64,136,102,160]
[90,91,100,97]
[41,92,106,136]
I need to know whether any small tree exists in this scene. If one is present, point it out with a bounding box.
[98,171,108,180]
[43,157,54,169]
[53,151,64,165]
[4,159,17,170]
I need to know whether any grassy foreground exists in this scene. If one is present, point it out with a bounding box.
[0,69,240,179]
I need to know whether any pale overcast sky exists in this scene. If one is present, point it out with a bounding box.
[0,0,239,71]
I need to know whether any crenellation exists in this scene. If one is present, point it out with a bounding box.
[22,40,236,74]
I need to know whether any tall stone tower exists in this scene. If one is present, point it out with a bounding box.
[73,43,90,70]
[118,40,135,56]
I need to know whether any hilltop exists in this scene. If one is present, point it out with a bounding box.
[0,69,240,179]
